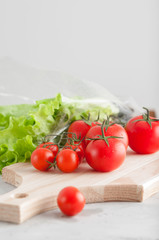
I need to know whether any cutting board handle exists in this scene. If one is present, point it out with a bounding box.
[0,188,27,223]
[0,186,58,224]
[0,165,59,224]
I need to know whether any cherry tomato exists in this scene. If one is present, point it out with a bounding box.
[57,186,85,216]
[67,120,91,147]
[125,109,159,154]
[31,148,55,171]
[56,149,79,173]
[36,142,58,156]
[85,139,126,172]
[85,124,128,149]
[91,121,101,127]
[64,142,85,163]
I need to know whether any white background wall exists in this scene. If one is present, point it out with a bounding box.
[0,0,159,113]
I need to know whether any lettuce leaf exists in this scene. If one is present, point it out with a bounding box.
[0,93,117,172]
[0,94,62,172]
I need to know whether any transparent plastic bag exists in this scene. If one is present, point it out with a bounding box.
[0,57,141,116]
[0,58,142,170]
[0,58,142,135]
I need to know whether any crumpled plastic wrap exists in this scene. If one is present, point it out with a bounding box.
[0,57,141,119]
[0,58,143,137]
[0,58,142,171]
[0,58,143,138]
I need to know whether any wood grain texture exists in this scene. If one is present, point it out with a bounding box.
[0,149,159,224]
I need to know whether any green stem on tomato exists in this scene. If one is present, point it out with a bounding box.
[132,107,159,129]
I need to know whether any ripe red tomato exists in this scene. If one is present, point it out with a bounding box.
[56,149,79,173]
[31,148,55,171]
[125,114,159,154]
[64,142,85,163]
[85,124,128,149]
[106,124,128,149]
[85,126,101,146]
[67,120,91,146]
[85,139,126,172]
[57,186,85,216]
[91,121,101,127]
[36,142,58,156]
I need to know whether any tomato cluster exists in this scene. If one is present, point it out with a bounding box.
[31,108,159,216]
[31,108,159,173]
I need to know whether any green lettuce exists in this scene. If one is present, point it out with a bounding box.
[0,94,62,172]
[0,93,117,172]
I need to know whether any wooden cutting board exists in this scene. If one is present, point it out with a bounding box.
[0,149,159,224]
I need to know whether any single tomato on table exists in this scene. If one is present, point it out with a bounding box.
[57,186,85,216]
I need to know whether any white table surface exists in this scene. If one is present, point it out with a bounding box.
[0,176,159,240]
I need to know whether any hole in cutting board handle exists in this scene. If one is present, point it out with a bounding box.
[14,193,28,198]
